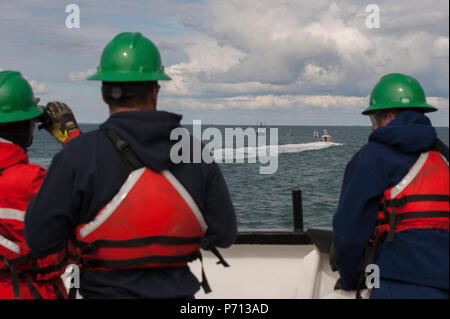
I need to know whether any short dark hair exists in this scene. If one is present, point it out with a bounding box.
[102,81,159,108]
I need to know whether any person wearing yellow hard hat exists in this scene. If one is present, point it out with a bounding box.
[25,32,237,299]
[331,73,449,299]
[0,70,80,299]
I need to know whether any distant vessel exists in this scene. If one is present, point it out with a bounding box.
[313,131,319,138]
[319,129,335,143]
[287,130,294,136]
[257,122,266,136]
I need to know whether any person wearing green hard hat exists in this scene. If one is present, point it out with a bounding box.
[25,32,237,299]
[332,73,449,299]
[0,70,81,299]
[363,73,438,131]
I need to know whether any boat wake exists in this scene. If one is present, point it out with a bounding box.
[214,142,343,161]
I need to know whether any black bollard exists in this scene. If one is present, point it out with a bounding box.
[292,189,304,232]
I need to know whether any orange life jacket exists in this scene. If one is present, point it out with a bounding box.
[373,144,449,242]
[68,166,208,270]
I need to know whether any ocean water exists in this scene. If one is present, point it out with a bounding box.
[28,124,449,231]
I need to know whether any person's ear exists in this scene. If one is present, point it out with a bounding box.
[149,85,158,109]
[101,92,108,105]
[387,112,397,121]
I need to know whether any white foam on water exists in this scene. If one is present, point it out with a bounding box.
[214,142,343,161]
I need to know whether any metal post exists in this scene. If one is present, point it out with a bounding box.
[292,189,304,232]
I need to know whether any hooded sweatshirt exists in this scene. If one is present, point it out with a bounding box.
[25,111,237,298]
[333,111,449,292]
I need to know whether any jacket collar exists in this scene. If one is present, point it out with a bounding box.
[0,139,29,170]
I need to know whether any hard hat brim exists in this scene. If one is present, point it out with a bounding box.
[362,102,438,115]
[87,70,171,82]
[0,101,43,123]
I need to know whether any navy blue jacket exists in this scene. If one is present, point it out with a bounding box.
[25,111,237,298]
[333,111,449,291]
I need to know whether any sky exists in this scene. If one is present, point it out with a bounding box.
[0,0,448,126]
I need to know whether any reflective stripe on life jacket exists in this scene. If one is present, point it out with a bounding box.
[373,150,449,242]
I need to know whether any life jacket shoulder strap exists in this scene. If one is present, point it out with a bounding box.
[100,127,144,172]
[427,138,448,157]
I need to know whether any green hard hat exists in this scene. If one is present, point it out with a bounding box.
[87,32,171,82]
[0,71,43,123]
[362,73,437,115]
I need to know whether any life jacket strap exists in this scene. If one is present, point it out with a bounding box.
[197,251,212,294]
[427,138,447,156]
[376,211,449,226]
[1,256,43,299]
[200,238,230,267]
[0,253,67,277]
[78,251,202,269]
[71,235,203,252]
[378,193,449,242]
[380,194,449,209]
[100,127,144,172]
[356,227,383,299]
[50,279,66,299]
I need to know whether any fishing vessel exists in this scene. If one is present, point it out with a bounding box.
[257,122,266,136]
[319,129,334,143]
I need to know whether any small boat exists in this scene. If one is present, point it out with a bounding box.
[319,129,335,143]
[287,130,294,136]
[257,122,266,136]
[313,131,319,138]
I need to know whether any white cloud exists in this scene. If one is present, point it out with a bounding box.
[69,69,97,81]
[164,37,247,96]
[428,97,449,110]
[28,79,50,95]
[46,0,448,124]
[146,0,447,108]
[162,94,368,110]
[0,69,50,95]
[434,37,449,58]
[161,93,448,112]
